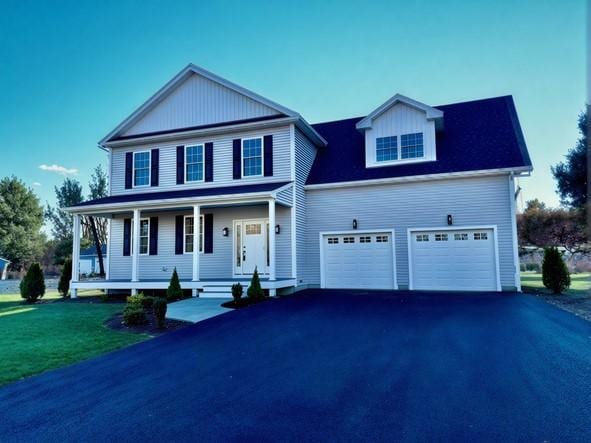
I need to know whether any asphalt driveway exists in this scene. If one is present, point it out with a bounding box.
[1,290,590,442]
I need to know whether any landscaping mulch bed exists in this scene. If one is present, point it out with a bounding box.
[105,314,192,335]
[221,297,273,309]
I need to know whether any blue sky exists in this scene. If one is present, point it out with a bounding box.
[0,0,586,217]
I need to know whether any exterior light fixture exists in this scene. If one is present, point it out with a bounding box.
[275,224,280,234]
[352,219,358,229]
[222,227,229,237]
[447,215,453,226]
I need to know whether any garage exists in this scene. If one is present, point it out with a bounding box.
[320,231,396,289]
[409,227,499,291]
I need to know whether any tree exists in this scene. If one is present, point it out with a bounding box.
[58,258,72,296]
[87,165,108,276]
[542,247,571,294]
[20,263,46,303]
[0,176,45,271]
[167,268,183,301]
[552,108,588,209]
[247,267,264,299]
[45,178,84,241]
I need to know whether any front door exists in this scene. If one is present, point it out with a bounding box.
[234,219,268,275]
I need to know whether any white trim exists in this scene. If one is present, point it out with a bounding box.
[508,174,522,291]
[183,214,204,254]
[131,209,140,282]
[318,229,397,290]
[107,148,113,195]
[370,132,427,167]
[305,167,533,191]
[132,150,151,188]
[268,199,276,281]
[290,125,297,281]
[356,94,444,130]
[241,137,264,178]
[406,225,501,292]
[185,144,205,183]
[106,218,111,280]
[192,205,201,282]
[72,278,297,291]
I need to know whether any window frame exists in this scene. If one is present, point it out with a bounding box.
[241,137,264,178]
[374,131,425,165]
[375,136,398,162]
[400,132,424,160]
[183,214,204,254]
[185,144,205,183]
[130,217,150,255]
[132,150,151,188]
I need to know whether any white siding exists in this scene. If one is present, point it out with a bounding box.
[294,128,318,285]
[122,73,281,137]
[111,125,292,195]
[109,205,291,281]
[275,185,293,207]
[303,175,518,290]
[365,103,436,167]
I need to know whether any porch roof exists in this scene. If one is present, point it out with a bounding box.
[68,181,291,213]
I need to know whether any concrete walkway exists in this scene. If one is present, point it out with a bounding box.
[166,297,232,323]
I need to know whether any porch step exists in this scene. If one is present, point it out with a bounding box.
[200,285,233,299]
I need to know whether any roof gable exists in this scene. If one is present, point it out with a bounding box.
[355,94,444,130]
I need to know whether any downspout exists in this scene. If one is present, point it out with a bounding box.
[509,172,522,291]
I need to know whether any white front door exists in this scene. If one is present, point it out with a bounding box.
[234,219,268,275]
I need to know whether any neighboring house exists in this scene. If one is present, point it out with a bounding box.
[79,245,107,275]
[0,257,10,280]
[66,63,532,297]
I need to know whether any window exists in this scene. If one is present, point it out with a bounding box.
[435,233,448,241]
[245,223,262,235]
[130,218,150,255]
[343,237,355,244]
[242,138,263,177]
[376,136,398,162]
[186,145,204,182]
[474,232,488,240]
[416,234,429,242]
[359,236,371,243]
[454,233,468,241]
[327,237,339,244]
[133,151,150,187]
[184,215,204,253]
[401,133,424,159]
[376,235,389,243]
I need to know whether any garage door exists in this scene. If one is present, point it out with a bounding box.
[410,228,498,291]
[322,232,395,289]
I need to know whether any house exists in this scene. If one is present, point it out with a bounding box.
[0,257,10,280]
[78,245,107,275]
[66,63,532,297]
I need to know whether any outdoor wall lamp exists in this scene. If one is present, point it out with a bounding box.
[275,224,280,234]
[222,227,229,237]
[352,219,358,229]
[447,214,453,226]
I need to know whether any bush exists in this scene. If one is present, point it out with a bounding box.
[231,283,243,301]
[58,259,72,296]
[20,263,45,303]
[167,268,183,302]
[153,298,167,329]
[525,263,541,273]
[247,267,264,300]
[520,263,526,272]
[123,305,147,325]
[542,247,571,294]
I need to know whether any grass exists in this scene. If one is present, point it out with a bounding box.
[0,291,148,386]
[521,272,591,297]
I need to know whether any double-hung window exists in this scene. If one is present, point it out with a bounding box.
[184,215,204,253]
[400,132,424,159]
[242,138,263,177]
[130,218,150,255]
[186,145,204,182]
[133,151,150,187]
[376,136,398,162]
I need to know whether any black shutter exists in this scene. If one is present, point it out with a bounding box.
[125,153,133,189]
[204,142,214,182]
[175,215,184,255]
[204,213,213,254]
[149,217,158,255]
[232,139,241,179]
[123,218,131,256]
[264,135,273,176]
[151,149,159,187]
[176,146,185,184]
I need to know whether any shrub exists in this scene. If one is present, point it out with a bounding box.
[58,259,72,296]
[20,263,45,303]
[153,298,167,328]
[231,283,243,301]
[525,263,541,273]
[167,268,183,302]
[542,247,571,294]
[247,267,264,300]
[520,263,526,272]
[123,305,147,325]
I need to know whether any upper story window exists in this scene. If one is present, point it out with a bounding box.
[401,133,424,159]
[184,215,204,254]
[376,136,398,162]
[242,138,263,177]
[133,151,150,187]
[186,145,204,182]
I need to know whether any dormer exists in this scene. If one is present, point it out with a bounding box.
[356,94,443,168]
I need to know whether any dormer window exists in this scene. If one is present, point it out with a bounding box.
[376,136,398,162]
[400,133,424,159]
[375,132,424,163]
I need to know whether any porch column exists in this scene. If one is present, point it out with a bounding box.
[192,204,200,283]
[268,199,276,281]
[105,218,111,280]
[70,214,81,298]
[132,208,140,283]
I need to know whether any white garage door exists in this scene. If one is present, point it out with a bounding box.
[410,229,498,291]
[322,232,395,289]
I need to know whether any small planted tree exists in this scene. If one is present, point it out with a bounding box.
[167,268,183,302]
[153,298,167,329]
[247,267,264,300]
[58,258,72,296]
[542,247,571,294]
[20,263,46,303]
[231,283,243,302]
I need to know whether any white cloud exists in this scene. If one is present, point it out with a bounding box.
[32,182,41,187]
[39,164,78,176]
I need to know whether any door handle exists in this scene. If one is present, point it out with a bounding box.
[243,251,246,262]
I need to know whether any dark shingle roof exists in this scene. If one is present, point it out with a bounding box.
[307,95,532,185]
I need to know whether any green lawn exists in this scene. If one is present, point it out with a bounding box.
[521,272,591,297]
[0,291,148,386]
